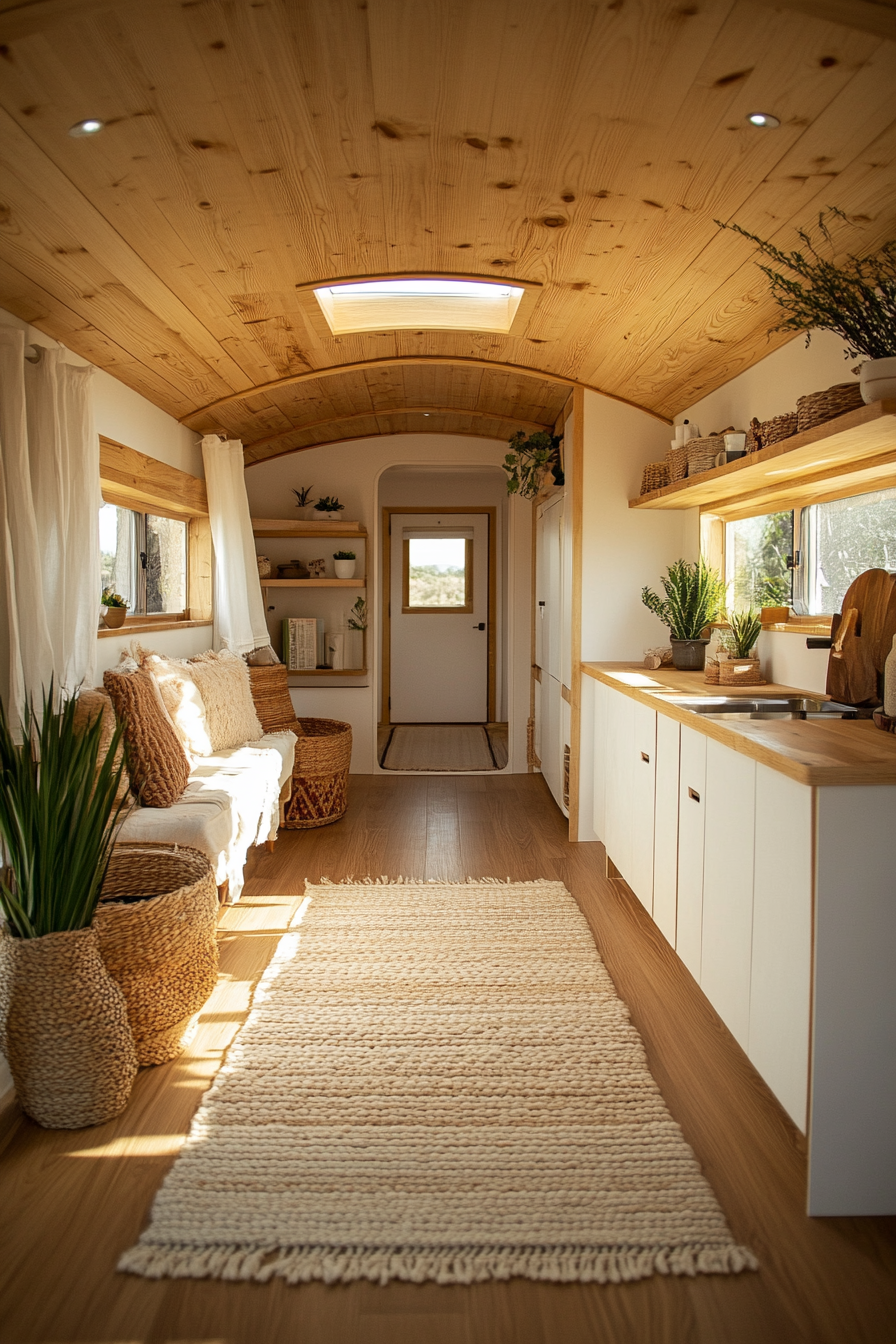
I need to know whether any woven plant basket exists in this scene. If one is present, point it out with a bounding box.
[286,718,352,829]
[796,382,864,433]
[758,412,797,447]
[704,659,721,685]
[745,417,762,454]
[719,657,764,687]
[687,436,724,475]
[0,925,137,1128]
[248,663,303,735]
[665,444,689,482]
[94,844,219,1066]
[640,461,670,494]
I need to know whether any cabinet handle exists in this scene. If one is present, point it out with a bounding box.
[688,786,700,803]
[640,751,650,763]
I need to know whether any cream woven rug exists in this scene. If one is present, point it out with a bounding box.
[381,724,496,771]
[120,879,757,1286]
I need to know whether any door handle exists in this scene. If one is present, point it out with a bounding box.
[473,622,485,630]
[688,786,700,803]
[640,751,650,763]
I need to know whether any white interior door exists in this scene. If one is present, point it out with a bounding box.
[389,512,489,722]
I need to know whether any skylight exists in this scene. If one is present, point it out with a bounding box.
[313,278,526,336]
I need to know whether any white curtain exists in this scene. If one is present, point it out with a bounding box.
[0,329,98,725]
[200,435,273,657]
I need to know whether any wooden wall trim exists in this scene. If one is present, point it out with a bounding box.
[568,386,585,840]
[99,436,208,517]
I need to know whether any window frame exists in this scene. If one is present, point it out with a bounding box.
[401,535,474,614]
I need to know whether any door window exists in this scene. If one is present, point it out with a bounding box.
[402,534,473,612]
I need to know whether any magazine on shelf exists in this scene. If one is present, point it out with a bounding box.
[282,617,325,670]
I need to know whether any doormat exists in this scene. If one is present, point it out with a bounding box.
[381,723,497,771]
[119,879,757,1286]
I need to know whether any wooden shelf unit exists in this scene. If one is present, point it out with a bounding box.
[287,668,368,681]
[260,578,365,588]
[629,400,896,520]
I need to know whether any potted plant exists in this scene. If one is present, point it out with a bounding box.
[642,559,726,670]
[718,607,764,686]
[719,209,896,403]
[313,495,345,519]
[0,685,137,1128]
[333,550,356,579]
[502,431,564,499]
[100,587,129,629]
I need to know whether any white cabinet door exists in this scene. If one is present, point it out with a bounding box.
[592,680,608,842]
[749,765,812,1132]
[653,714,680,946]
[542,673,563,807]
[676,726,706,980]
[534,510,546,670]
[629,702,657,914]
[533,675,542,763]
[700,741,756,1051]
[604,690,634,881]
[543,499,563,683]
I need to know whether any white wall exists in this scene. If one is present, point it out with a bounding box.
[246,435,531,773]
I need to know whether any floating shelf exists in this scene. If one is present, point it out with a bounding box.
[629,400,896,519]
[253,517,367,538]
[287,668,368,680]
[261,578,365,588]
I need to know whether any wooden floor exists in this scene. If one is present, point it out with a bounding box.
[1,774,894,1344]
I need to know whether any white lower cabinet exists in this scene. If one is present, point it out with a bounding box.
[604,690,634,883]
[675,726,706,981]
[652,715,680,946]
[602,691,656,911]
[629,703,657,914]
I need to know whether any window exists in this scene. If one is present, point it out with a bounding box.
[794,487,896,615]
[314,278,525,336]
[99,503,188,617]
[402,534,472,612]
[725,511,793,612]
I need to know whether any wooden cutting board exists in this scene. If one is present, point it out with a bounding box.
[827,568,896,706]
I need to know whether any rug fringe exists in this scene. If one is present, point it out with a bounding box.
[118,1240,758,1286]
[308,877,564,889]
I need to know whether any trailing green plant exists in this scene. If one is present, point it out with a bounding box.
[100,587,128,610]
[292,486,314,508]
[717,208,896,360]
[347,597,367,630]
[641,559,726,641]
[728,608,762,659]
[314,495,344,512]
[0,684,128,939]
[333,550,356,560]
[502,431,564,499]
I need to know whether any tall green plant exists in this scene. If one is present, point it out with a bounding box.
[728,608,762,659]
[0,685,128,938]
[642,559,726,640]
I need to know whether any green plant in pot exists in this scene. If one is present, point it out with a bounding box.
[313,495,344,516]
[642,559,726,670]
[0,685,137,1128]
[502,431,564,499]
[728,608,762,660]
[100,586,128,630]
[717,208,896,403]
[333,549,356,578]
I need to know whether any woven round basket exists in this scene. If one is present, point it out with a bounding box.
[745,417,762,454]
[0,924,137,1128]
[640,461,670,494]
[758,412,798,447]
[286,718,352,829]
[687,436,724,475]
[94,844,219,1066]
[248,663,302,735]
[719,657,764,687]
[704,659,721,685]
[665,444,689,482]
[796,382,863,434]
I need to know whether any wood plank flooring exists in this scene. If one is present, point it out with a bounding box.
[1,774,894,1344]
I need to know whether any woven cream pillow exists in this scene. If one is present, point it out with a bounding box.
[139,649,213,758]
[187,650,262,752]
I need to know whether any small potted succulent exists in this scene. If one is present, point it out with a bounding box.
[333,550,356,579]
[313,495,345,519]
[100,587,129,629]
[292,486,315,518]
[642,559,726,670]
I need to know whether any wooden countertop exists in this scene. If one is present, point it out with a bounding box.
[582,662,896,787]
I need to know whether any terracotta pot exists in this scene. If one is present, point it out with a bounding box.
[860,356,896,405]
[670,637,709,671]
[101,605,127,629]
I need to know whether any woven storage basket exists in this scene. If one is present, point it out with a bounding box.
[94,844,219,1066]
[745,417,762,454]
[665,444,689,482]
[640,461,670,494]
[248,663,302,735]
[0,925,137,1128]
[704,659,721,685]
[758,412,797,447]
[796,382,863,433]
[687,436,724,475]
[719,657,764,687]
[286,718,352,829]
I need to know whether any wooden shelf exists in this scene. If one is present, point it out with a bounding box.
[253,517,367,538]
[261,578,365,588]
[629,400,896,519]
[287,668,368,679]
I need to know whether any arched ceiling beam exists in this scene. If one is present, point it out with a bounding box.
[180,356,671,428]
[245,406,553,455]
[244,427,538,467]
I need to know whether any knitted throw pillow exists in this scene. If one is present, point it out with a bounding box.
[248,664,301,735]
[72,687,130,806]
[103,667,190,808]
[138,649,214,758]
[187,650,263,752]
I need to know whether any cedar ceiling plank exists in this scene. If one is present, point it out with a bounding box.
[750,0,896,43]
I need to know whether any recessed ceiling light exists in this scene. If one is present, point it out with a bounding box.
[747,112,780,128]
[69,118,104,137]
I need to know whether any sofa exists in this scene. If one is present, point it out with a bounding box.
[90,648,296,903]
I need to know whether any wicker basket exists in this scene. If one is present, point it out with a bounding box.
[796,382,864,433]
[286,718,353,829]
[758,412,798,447]
[704,659,721,685]
[640,462,670,494]
[687,436,724,475]
[745,417,762,454]
[665,444,689,482]
[719,657,764,687]
[248,663,302,735]
[94,844,219,1066]
[0,925,137,1128]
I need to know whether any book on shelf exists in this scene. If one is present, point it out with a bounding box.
[282,617,325,670]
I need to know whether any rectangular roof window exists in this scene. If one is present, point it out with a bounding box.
[313,278,525,336]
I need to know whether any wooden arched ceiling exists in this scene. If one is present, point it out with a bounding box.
[0,0,893,465]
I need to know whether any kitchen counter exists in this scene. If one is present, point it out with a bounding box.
[582,662,896,786]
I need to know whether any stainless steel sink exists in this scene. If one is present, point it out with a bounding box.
[662,696,858,720]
